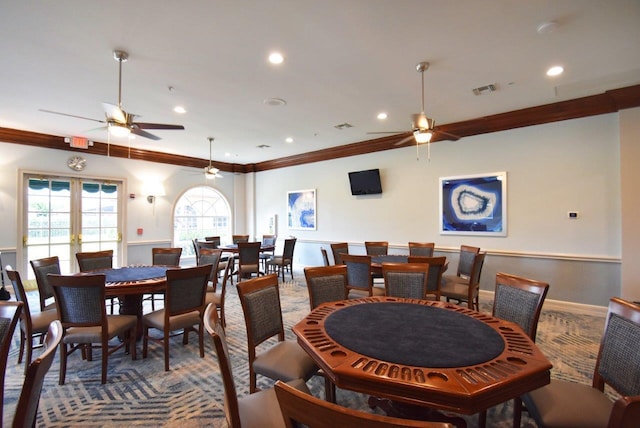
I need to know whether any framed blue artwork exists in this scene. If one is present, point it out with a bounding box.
[287,189,316,230]
[439,172,507,236]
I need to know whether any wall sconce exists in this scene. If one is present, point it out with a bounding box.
[141,182,166,204]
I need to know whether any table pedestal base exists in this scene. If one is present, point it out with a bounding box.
[118,294,144,339]
[368,396,467,428]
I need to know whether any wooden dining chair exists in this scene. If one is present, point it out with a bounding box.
[259,234,277,271]
[147,247,183,310]
[11,319,62,428]
[304,265,348,310]
[0,301,23,423]
[30,256,60,312]
[232,234,250,244]
[274,380,454,428]
[342,254,384,298]
[6,266,58,375]
[236,242,263,282]
[49,273,137,384]
[201,248,231,328]
[236,274,319,394]
[441,247,485,310]
[267,238,296,282]
[486,272,549,428]
[204,303,311,428]
[330,242,349,265]
[365,241,389,256]
[382,262,430,299]
[408,242,435,257]
[522,297,640,428]
[76,249,118,313]
[320,247,331,266]
[142,264,211,371]
[407,256,447,300]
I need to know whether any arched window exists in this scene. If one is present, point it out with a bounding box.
[174,186,231,257]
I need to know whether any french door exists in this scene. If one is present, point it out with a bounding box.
[21,173,124,277]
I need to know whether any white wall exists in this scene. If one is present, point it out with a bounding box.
[254,114,624,306]
[0,143,235,270]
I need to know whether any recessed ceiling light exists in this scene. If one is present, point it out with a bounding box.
[546,65,564,77]
[264,97,287,106]
[225,152,231,157]
[285,137,294,143]
[537,21,559,34]
[268,52,284,64]
[377,112,388,120]
[173,106,186,114]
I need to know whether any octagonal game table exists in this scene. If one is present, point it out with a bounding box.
[292,297,551,426]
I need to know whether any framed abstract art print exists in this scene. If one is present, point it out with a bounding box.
[287,189,316,230]
[439,172,507,236]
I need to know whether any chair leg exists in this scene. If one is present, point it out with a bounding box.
[164,329,170,371]
[101,340,108,384]
[513,397,522,428]
[142,327,149,358]
[478,409,487,428]
[198,322,205,358]
[59,343,68,385]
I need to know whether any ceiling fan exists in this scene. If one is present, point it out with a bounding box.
[367,61,459,159]
[40,50,184,141]
[204,137,223,179]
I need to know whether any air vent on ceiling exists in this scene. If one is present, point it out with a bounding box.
[472,84,497,96]
[256,144,270,149]
[264,98,286,106]
[334,122,354,130]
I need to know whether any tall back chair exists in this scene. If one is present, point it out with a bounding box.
[12,319,62,428]
[152,247,182,266]
[259,234,277,270]
[304,265,348,310]
[441,249,485,310]
[0,301,23,423]
[204,236,221,247]
[523,297,640,428]
[365,241,388,256]
[408,242,435,257]
[490,272,549,427]
[342,254,383,298]
[204,304,310,428]
[408,256,447,300]
[236,274,318,393]
[330,242,349,265]
[194,240,217,263]
[320,247,331,266]
[142,264,211,371]
[232,234,250,244]
[382,262,430,299]
[49,273,137,384]
[236,242,263,282]
[76,250,114,272]
[30,256,60,311]
[201,248,230,327]
[267,238,296,282]
[274,380,453,428]
[6,267,58,375]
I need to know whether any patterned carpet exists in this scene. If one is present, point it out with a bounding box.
[2,270,606,427]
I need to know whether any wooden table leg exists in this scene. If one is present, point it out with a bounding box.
[118,294,144,339]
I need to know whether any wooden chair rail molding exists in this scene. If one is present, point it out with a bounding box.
[2,84,639,172]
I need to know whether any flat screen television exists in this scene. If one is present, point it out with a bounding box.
[348,168,382,195]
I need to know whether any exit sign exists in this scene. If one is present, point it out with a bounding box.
[70,136,89,149]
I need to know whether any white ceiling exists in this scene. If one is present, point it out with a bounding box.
[1,0,639,165]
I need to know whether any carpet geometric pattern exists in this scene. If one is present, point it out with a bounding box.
[2,270,606,427]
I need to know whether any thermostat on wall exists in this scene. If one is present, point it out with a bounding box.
[568,211,579,219]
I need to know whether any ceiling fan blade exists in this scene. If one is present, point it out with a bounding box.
[366,131,405,135]
[39,109,105,123]
[102,102,127,123]
[434,129,460,141]
[133,122,185,130]
[131,128,161,141]
[394,135,415,146]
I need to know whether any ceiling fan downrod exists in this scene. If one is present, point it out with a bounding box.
[113,50,129,109]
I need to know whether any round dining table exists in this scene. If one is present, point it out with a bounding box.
[93,265,171,338]
[292,297,552,425]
